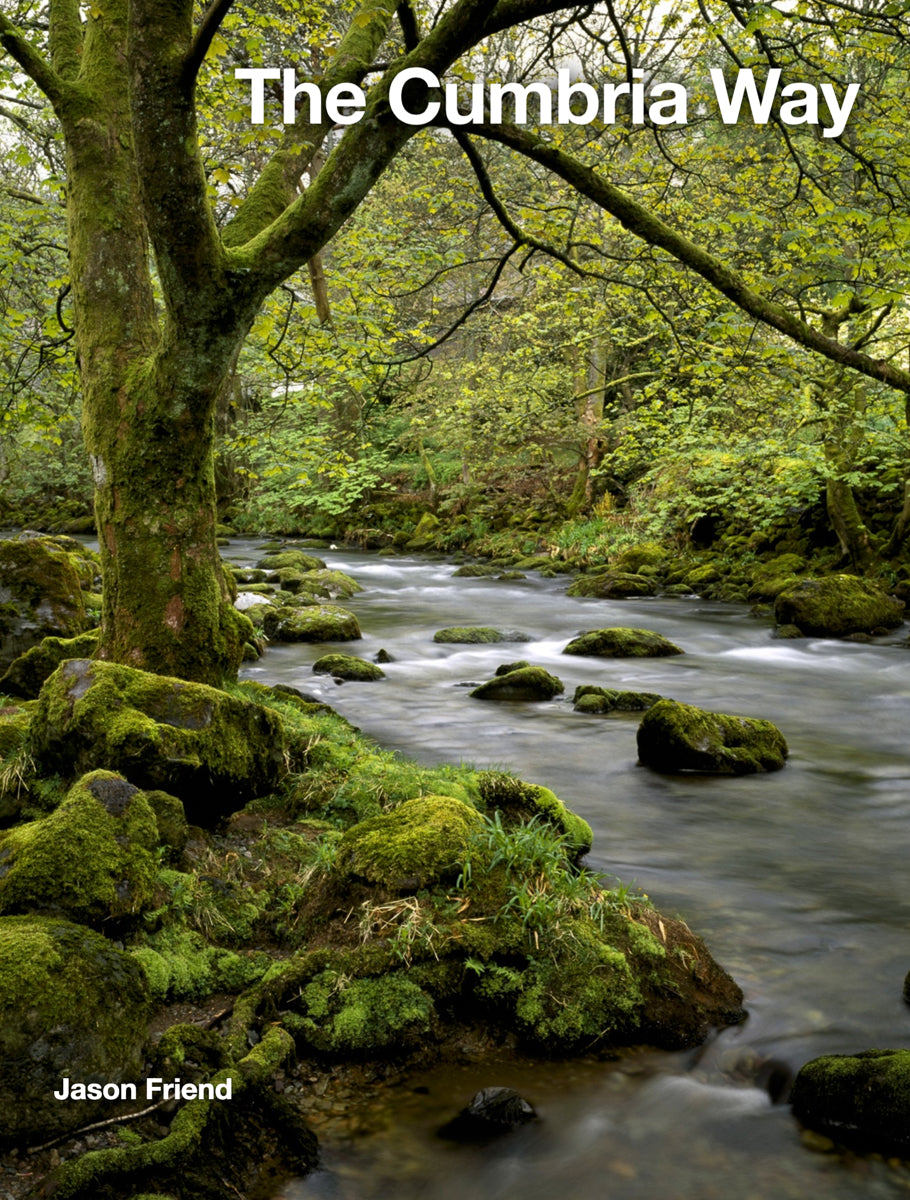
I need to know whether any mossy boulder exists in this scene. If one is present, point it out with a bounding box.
[470,667,564,702]
[406,511,442,550]
[475,771,592,859]
[0,915,150,1145]
[336,795,482,890]
[563,627,684,658]
[297,569,363,600]
[566,571,657,599]
[452,564,500,578]
[747,553,806,602]
[433,626,531,644]
[255,550,326,572]
[0,629,100,699]
[611,542,667,575]
[637,699,788,774]
[0,536,88,670]
[312,654,385,681]
[28,659,287,823]
[774,575,904,637]
[790,1049,910,1156]
[0,771,158,926]
[684,563,722,591]
[573,685,662,714]
[274,605,362,643]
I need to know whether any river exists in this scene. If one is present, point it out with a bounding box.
[231,544,910,1200]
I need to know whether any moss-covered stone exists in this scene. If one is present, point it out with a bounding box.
[255,550,326,572]
[297,568,363,600]
[494,659,531,676]
[774,575,904,637]
[274,605,362,643]
[145,790,189,857]
[433,626,531,644]
[611,542,668,574]
[573,685,662,713]
[0,629,101,699]
[290,970,435,1054]
[337,795,482,889]
[746,553,807,602]
[405,511,442,550]
[790,1049,910,1156]
[470,666,564,701]
[0,771,158,926]
[28,660,287,823]
[476,771,592,859]
[452,564,500,578]
[0,536,89,670]
[566,571,657,598]
[312,654,385,681]
[130,927,270,1002]
[563,627,684,658]
[684,563,722,591]
[0,915,150,1145]
[637,699,788,774]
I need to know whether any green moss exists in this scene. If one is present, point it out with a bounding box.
[433,626,531,644]
[774,575,904,637]
[0,915,150,1145]
[312,653,385,681]
[289,970,434,1053]
[28,659,288,823]
[563,627,684,657]
[791,1049,910,1155]
[130,926,270,1002]
[573,685,662,713]
[255,550,326,572]
[637,699,788,774]
[470,666,564,701]
[0,629,101,699]
[337,794,482,888]
[566,571,656,598]
[0,536,88,670]
[0,770,158,926]
[274,604,362,642]
[476,772,592,859]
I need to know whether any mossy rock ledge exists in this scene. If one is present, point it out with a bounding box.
[790,1049,910,1156]
[0,770,158,926]
[563,627,684,658]
[28,659,287,823]
[637,699,788,774]
[774,575,904,638]
[0,915,150,1145]
[470,666,564,701]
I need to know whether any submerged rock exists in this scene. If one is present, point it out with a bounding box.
[563,627,684,658]
[0,770,158,926]
[470,666,564,702]
[434,626,531,644]
[439,1086,537,1140]
[790,1049,910,1155]
[637,699,788,774]
[29,659,287,822]
[774,575,903,638]
[0,915,150,1145]
[312,654,385,681]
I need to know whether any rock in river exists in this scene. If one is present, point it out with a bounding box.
[774,575,904,638]
[637,699,788,774]
[790,1049,910,1156]
[470,666,564,701]
[563,627,684,658]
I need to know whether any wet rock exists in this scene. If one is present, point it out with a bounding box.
[235,591,273,612]
[637,699,788,774]
[453,564,500,578]
[433,627,531,644]
[312,654,385,682]
[494,659,530,676]
[774,575,904,638]
[29,659,287,823]
[0,770,158,927]
[375,648,393,663]
[255,550,326,572]
[573,685,662,713]
[563,627,684,658]
[0,629,101,699]
[0,915,150,1146]
[566,571,657,599]
[275,605,362,643]
[0,536,89,670]
[790,1049,910,1155]
[470,666,564,702]
[439,1087,537,1140]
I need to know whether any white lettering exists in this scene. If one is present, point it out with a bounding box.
[649,82,687,125]
[711,68,781,125]
[821,81,860,138]
[389,67,440,125]
[557,69,599,125]
[235,68,281,124]
[488,81,552,125]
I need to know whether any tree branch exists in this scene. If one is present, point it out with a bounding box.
[0,15,67,110]
[182,0,235,89]
[466,121,910,396]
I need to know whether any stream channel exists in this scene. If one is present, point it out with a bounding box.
[229,542,910,1200]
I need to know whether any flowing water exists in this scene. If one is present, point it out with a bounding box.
[229,544,910,1199]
